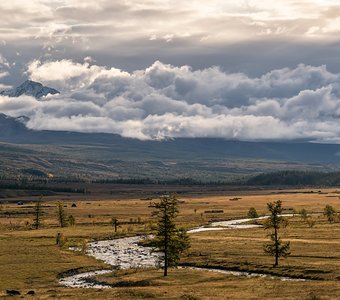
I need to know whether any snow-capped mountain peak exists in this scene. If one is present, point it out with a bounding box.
[0,80,59,98]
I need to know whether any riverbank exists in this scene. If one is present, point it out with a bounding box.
[59,214,312,288]
[3,188,340,299]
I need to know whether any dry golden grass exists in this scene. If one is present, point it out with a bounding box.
[2,187,340,299]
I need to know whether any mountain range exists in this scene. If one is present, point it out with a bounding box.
[0,80,59,98]
[1,80,340,180]
[0,111,339,162]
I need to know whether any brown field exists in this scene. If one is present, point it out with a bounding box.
[1,186,340,299]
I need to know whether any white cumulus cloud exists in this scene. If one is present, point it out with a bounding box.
[1,59,340,142]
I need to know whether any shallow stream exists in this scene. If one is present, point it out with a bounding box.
[60,214,305,288]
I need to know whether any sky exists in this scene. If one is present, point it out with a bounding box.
[1,0,340,142]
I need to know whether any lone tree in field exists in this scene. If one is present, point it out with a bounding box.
[68,215,75,226]
[299,208,308,221]
[324,205,336,223]
[33,199,43,229]
[247,207,259,223]
[152,194,190,276]
[264,200,290,267]
[56,202,67,227]
[111,217,118,232]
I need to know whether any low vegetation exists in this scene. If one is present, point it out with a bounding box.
[247,207,259,220]
[2,186,340,298]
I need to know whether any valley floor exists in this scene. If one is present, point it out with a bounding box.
[1,186,340,299]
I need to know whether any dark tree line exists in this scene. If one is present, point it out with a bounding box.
[246,170,340,186]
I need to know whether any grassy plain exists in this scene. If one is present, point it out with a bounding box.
[1,186,340,299]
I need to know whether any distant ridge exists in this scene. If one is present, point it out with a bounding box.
[0,113,28,136]
[0,113,340,164]
[0,80,59,98]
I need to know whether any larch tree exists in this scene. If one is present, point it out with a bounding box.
[33,199,43,229]
[56,201,67,227]
[111,217,118,232]
[152,194,190,276]
[324,205,336,223]
[247,207,259,223]
[263,200,290,267]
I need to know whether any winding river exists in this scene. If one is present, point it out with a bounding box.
[60,214,304,288]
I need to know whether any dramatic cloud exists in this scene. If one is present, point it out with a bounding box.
[1,59,340,142]
[2,0,340,82]
[2,0,340,43]
[2,0,340,141]
[0,54,11,89]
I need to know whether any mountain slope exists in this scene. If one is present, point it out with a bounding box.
[0,80,59,98]
[0,113,340,164]
[0,113,29,137]
[1,80,340,179]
